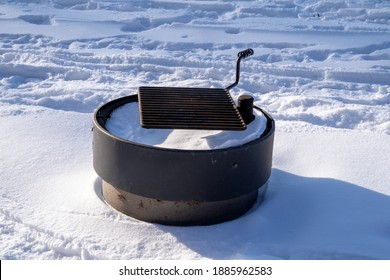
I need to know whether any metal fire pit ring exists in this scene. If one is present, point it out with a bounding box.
[93,94,275,226]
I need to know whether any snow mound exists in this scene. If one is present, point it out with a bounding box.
[105,102,268,150]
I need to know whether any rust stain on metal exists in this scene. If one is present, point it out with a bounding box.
[186,200,201,207]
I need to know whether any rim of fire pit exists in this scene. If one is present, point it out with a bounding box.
[94,94,274,152]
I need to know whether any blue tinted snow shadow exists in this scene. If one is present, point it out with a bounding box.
[18,15,54,25]
[158,169,390,260]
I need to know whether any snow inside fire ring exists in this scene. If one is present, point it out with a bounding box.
[105,102,268,150]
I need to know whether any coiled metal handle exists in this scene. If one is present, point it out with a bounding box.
[226,49,255,91]
[238,48,254,59]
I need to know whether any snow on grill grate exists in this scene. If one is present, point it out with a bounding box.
[138,86,246,130]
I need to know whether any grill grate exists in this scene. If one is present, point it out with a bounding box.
[138,86,246,130]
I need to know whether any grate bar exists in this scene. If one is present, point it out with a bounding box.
[138,86,246,130]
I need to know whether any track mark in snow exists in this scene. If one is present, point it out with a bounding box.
[64,69,91,81]
[0,64,52,80]
[0,208,96,260]
[326,70,390,86]
[18,15,54,25]
[225,27,241,34]
[56,209,137,224]
[120,17,152,32]
[52,0,89,9]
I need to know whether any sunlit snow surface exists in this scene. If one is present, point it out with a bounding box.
[1,0,390,260]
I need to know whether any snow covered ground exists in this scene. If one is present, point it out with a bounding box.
[1,0,390,260]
